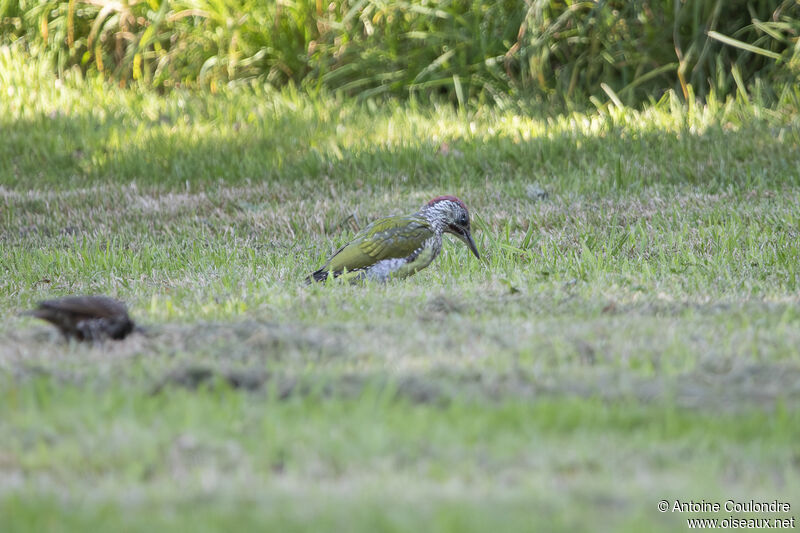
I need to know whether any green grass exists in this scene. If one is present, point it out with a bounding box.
[2,0,799,105]
[2,46,800,531]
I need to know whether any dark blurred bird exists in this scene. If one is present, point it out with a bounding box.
[307,195,480,283]
[26,295,136,341]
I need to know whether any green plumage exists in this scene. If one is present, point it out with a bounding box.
[322,215,434,274]
[307,195,479,283]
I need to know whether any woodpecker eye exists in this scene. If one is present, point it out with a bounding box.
[458,213,468,226]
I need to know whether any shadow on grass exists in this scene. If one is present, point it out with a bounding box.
[3,107,799,193]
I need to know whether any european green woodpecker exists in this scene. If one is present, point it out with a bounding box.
[307,195,480,283]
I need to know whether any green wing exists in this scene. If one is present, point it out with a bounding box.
[323,215,434,273]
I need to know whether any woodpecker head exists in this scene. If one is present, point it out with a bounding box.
[422,195,480,260]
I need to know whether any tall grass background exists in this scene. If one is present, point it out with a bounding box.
[1,0,799,107]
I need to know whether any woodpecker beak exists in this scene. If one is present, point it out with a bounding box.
[450,225,480,260]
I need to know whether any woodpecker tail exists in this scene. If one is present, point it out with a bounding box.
[305,268,353,284]
[305,269,333,284]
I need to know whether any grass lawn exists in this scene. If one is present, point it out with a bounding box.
[2,46,800,531]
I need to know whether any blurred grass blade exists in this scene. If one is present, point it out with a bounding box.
[453,75,464,109]
[707,30,783,61]
[601,83,623,108]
